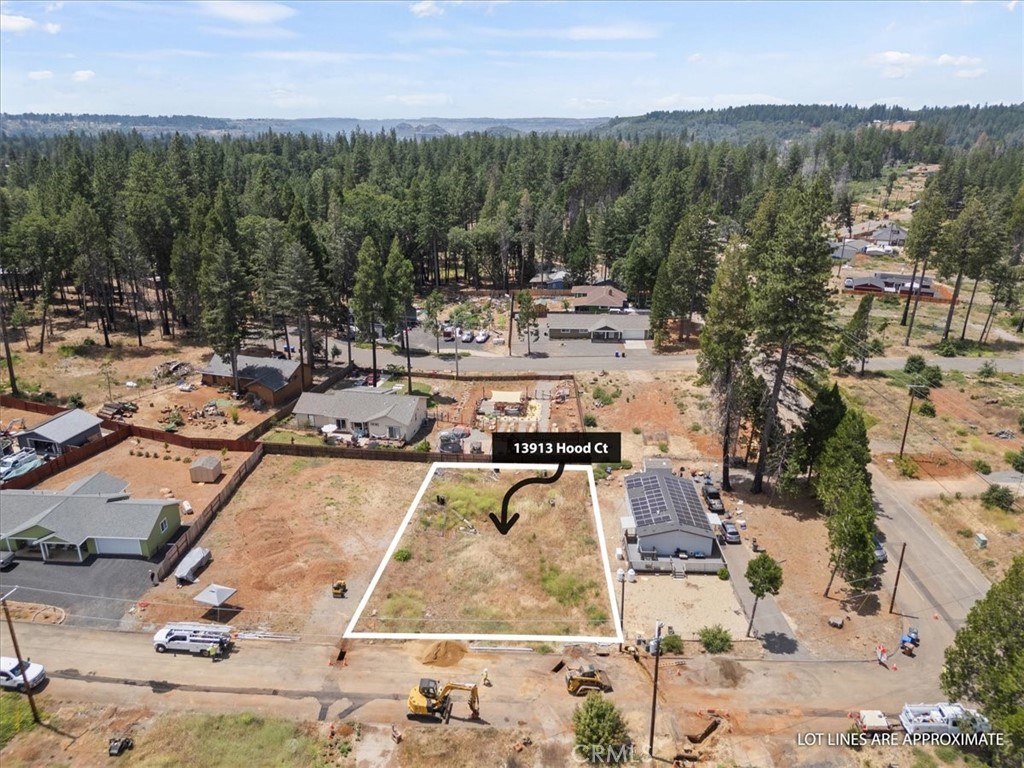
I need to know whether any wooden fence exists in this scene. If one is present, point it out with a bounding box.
[262,441,477,463]
[155,444,265,581]
[0,428,130,489]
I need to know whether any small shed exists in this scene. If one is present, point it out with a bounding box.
[190,455,223,484]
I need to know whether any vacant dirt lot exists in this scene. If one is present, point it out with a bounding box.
[919,494,1022,581]
[356,467,615,637]
[135,455,427,638]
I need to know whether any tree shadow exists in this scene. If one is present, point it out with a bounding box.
[758,631,800,655]
[840,590,882,617]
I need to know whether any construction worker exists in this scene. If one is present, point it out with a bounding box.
[208,643,219,661]
[482,668,490,686]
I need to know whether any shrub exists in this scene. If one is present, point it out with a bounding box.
[572,693,630,764]
[66,392,85,409]
[1007,451,1024,474]
[934,338,958,357]
[660,633,684,654]
[415,440,430,452]
[144,451,151,458]
[904,355,927,374]
[922,365,943,388]
[229,407,241,425]
[980,485,1015,511]
[183,457,192,464]
[717,567,730,580]
[972,459,992,475]
[690,422,701,432]
[698,624,733,654]
[978,361,997,380]
[583,414,598,428]
[1019,411,1024,432]
[393,548,412,562]
[163,454,171,460]
[956,528,973,538]
[917,400,936,417]
[658,442,669,454]
[174,456,182,462]
[534,643,553,655]
[632,426,642,435]
[128,449,135,456]
[895,456,919,478]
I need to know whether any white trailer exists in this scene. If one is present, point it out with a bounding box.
[899,703,991,736]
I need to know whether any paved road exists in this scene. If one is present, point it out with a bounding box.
[868,465,993,671]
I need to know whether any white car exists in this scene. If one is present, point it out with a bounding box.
[460,330,474,343]
[475,330,490,343]
[0,656,46,691]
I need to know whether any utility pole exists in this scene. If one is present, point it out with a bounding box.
[647,621,663,757]
[507,291,515,357]
[616,568,626,653]
[899,386,923,458]
[1,588,41,723]
[888,542,908,614]
[403,326,413,395]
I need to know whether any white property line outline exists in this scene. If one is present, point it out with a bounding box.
[343,461,623,644]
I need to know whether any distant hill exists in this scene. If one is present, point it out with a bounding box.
[2,104,1020,146]
[594,104,1024,146]
[0,113,608,139]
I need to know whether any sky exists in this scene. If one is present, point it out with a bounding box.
[0,0,1021,119]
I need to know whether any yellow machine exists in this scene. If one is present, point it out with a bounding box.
[565,665,612,696]
[407,678,480,723]
[332,580,347,598]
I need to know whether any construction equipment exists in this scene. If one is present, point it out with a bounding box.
[407,678,480,723]
[332,580,347,598]
[565,665,612,696]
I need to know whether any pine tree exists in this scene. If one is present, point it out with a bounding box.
[514,290,540,356]
[750,176,836,494]
[199,238,250,393]
[698,236,751,491]
[352,236,385,386]
[831,294,874,374]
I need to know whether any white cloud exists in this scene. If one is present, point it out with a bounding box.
[1,12,60,33]
[71,69,95,82]
[521,49,656,61]
[687,53,703,62]
[566,97,612,110]
[955,68,987,78]
[410,1,443,17]
[200,24,295,38]
[566,23,659,40]
[384,92,453,107]
[194,1,295,24]
[936,53,982,66]
[107,49,214,61]
[28,70,54,80]
[1008,0,1019,10]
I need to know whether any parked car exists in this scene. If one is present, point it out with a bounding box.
[0,657,46,692]
[702,484,725,514]
[873,534,888,564]
[0,550,14,570]
[721,521,741,544]
[460,329,474,343]
[475,330,490,343]
[442,325,455,341]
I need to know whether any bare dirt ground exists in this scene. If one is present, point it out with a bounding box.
[356,467,615,637]
[30,436,250,513]
[133,455,427,638]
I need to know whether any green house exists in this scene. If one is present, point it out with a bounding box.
[0,472,181,562]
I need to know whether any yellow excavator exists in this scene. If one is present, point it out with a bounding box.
[407,678,480,723]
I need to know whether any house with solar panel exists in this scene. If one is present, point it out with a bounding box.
[621,458,724,574]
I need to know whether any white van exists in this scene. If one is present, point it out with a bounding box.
[153,623,233,656]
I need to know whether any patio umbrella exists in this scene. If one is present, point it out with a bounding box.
[321,424,338,437]
[193,583,237,621]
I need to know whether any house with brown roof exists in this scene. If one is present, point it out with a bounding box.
[570,285,628,313]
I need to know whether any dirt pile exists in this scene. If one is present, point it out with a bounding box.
[420,640,468,666]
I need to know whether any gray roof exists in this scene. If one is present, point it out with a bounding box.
[529,269,567,285]
[201,353,301,392]
[829,240,869,259]
[63,472,129,496]
[18,409,102,445]
[548,313,651,332]
[625,471,713,538]
[294,389,425,428]
[0,472,177,544]
[192,455,221,471]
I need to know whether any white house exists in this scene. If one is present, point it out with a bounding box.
[622,462,717,569]
[293,388,427,443]
[547,313,651,342]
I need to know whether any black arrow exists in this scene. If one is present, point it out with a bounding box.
[489,464,565,535]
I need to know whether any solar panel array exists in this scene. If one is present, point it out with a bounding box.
[625,472,712,532]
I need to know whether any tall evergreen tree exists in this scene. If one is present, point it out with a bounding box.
[831,294,874,374]
[352,236,386,386]
[750,176,836,494]
[697,236,751,491]
[198,238,250,393]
